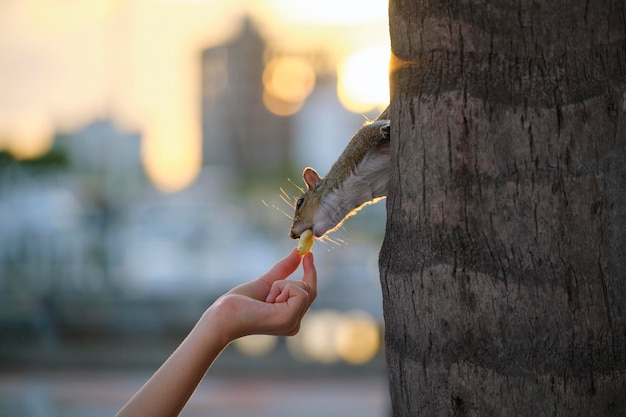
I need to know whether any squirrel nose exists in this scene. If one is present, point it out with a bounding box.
[289,230,300,239]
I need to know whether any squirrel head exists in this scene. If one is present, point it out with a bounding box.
[290,167,325,239]
[289,116,391,240]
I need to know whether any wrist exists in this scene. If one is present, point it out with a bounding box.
[197,305,233,354]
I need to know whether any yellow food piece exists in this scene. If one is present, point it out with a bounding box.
[297,229,314,255]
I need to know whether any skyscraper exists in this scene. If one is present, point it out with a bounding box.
[201,18,292,175]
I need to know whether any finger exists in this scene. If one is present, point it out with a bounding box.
[265,282,282,303]
[265,279,301,303]
[251,284,310,336]
[233,249,301,301]
[265,279,311,305]
[268,252,316,301]
[273,282,306,304]
[301,252,317,296]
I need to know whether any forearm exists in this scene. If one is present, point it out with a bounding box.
[115,250,315,417]
[116,310,228,417]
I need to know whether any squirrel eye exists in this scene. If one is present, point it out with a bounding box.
[296,197,304,210]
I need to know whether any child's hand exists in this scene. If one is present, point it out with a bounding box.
[209,249,317,341]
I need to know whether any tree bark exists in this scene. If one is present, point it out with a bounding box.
[380,1,626,416]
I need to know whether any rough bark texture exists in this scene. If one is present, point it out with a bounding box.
[379,1,626,416]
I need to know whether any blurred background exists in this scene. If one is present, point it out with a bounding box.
[0,0,390,415]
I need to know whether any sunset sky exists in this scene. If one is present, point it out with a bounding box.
[0,0,389,192]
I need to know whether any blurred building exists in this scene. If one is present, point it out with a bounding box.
[0,16,387,373]
[0,119,144,297]
[201,18,292,175]
[65,119,144,205]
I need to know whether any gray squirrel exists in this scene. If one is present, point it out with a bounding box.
[290,106,390,239]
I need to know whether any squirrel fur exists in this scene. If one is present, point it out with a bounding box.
[290,106,390,239]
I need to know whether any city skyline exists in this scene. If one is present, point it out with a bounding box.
[0,0,389,192]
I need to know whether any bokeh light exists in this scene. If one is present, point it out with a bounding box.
[0,3,391,411]
[4,115,54,160]
[286,309,381,365]
[336,311,380,365]
[262,56,316,116]
[262,90,304,117]
[263,56,316,103]
[234,334,277,357]
[142,116,202,193]
[338,47,390,113]
[287,310,342,363]
[0,0,389,189]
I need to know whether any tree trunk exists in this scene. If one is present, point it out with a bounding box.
[380,1,626,416]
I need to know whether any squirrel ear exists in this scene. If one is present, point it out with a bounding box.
[380,120,391,139]
[303,167,321,190]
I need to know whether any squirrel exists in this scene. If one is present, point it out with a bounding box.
[290,106,390,239]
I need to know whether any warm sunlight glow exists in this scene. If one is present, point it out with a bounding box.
[262,90,304,117]
[265,0,387,25]
[337,47,390,113]
[124,0,239,193]
[0,0,390,191]
[263,56,316,103]
[287,310,342,364]
[142,117,202,193]
[262,56,315,116]
[24,0,121,30]
[234,334,277,357]
[6,115,54,160]
[286,310,382,364]
[335,311,380,365]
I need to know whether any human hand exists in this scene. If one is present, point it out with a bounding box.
[116,250,316,417]
[207,248,317,344]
